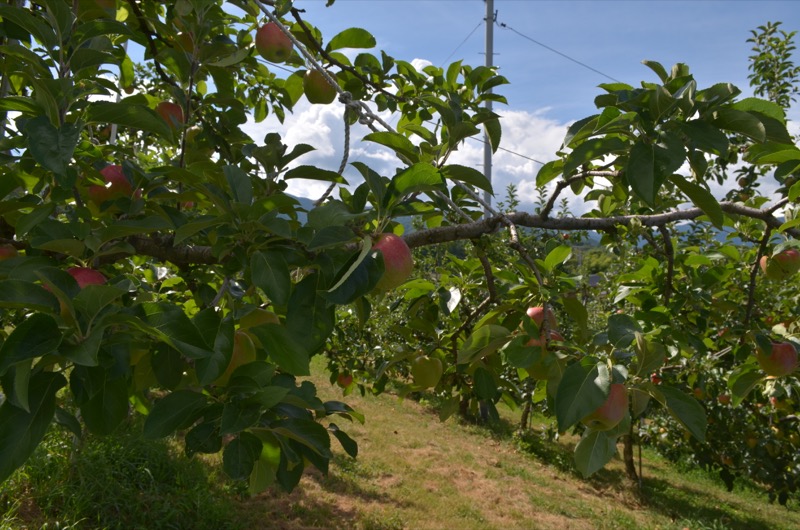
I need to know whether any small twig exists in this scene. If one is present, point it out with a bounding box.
[743,228,772,330]
[657,224,674,305]
[124,0,181,90]
[540,171,619,219]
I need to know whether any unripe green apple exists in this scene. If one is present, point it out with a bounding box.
[756,341,798,377]
[372,233,414,292]
[411,355,443,389]
[760,249,800,280]
[581,383,628,431]
[215,330,257,386]
[255,22,293,63]
[0,244,18,260]
[304,69,337,104]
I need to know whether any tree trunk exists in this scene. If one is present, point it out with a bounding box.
[623,431,638,483]
[520,400,532,430]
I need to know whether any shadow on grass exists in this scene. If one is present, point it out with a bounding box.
[638,475,788,530]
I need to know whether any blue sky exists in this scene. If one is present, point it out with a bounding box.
[250,0,800,209]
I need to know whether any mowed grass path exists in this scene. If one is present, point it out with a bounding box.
[234,359,800,530]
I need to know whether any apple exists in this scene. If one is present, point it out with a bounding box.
[760,249,800,280]
[692,387,705,400]
[88,165,138,205]
[156,101,184,130]
[215,330,257,386]
[304,69,337,104]
[717,394,731,405]
[372,233,413,291]
[526,330,564,348]
[411,355,443,389]
[336,373,353,388]
[581,383,628,431]
[526,306,557,330]
[0,244,18,260]
[756,341,798,377]
[255,22,293,63]
[650,373,662,385]
[745,435,758,449]
[67,267,107,288]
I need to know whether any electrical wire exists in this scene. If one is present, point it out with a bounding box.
[440,19,485,66]
[497,21,623,84]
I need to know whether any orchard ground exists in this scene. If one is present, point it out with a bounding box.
[4,356,799,530]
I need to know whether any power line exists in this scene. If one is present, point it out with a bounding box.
[497,21,623,84]
[440,19,485,66]
[467,135,547,166]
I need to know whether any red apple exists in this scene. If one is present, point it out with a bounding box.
[693,387,705,400]
[650,373,662,385]
[372,233,413,291]
[526,306,557,330]
[718,394,731,405]
[0,244,18,260]
[67,267,107,288]
[88,165,138,205]
[255,22,293,63]
[156,101,184,130]
[336,373,353,388]
[581,383,628,431]
[757,341,799,377]
[760,249,800,280]
[304,69,337,104]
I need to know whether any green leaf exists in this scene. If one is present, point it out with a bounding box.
[440,164,493,194]
[543,245,572,272]
[224,165,253,204]
[564,137,627,178]
[607,314,641,348]
[363,131,419,163]
[678,120,729,155]
[383,163,445,211]
[555,360,609,433]
[457,325,511,365]
[0,280,59,312]
[223,432,263,480]
[24,117,81,176]
[79,369,129,435]
[669,174,724,228]
[631,336,665,377]
[0,314,62,376]
[143,390,207,439]
[561,295,588,336]
[0,96,44,116]
[654,385,706,442]
[248,325,310,376]
[484,118,502,153]
[85,101,174,140]
[727,365,764,406]
[251,251,291,307]
[574,430,618,478]
[270,418,332,458]
[325,28,376,51]
[626,141,657,205]
[641,60,669,83]
[710,108,766,142]
[135,303,214,360]
[284,165,347,183]
[329,423,358,458]
[536,159,563,187]
[731,97,785,121]
[220,402,263,435]
[248,438,281,494]
[0,372,66,483]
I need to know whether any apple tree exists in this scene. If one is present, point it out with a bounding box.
[0,0,799,498]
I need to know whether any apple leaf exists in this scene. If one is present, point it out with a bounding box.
[652,385,707,442]
[669,174,724,228]
[0,313,62,376]
[457,325,511,365]
[325,28,376,52]
[727,365,765,406]
[574,430,619,478]
[555,360,610,433]
[143,390,208,439]
[0,372,66,483]
[223,431,263,480]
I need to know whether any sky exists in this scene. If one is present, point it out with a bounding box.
[244,0,800,212]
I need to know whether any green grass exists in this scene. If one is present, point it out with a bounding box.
[2,358,799,529]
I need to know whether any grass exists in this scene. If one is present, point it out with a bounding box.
[3,356,800,529]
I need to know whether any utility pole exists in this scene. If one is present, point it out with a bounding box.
[483,0,496,216]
